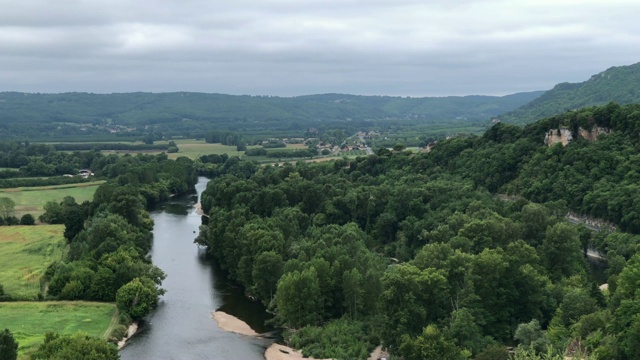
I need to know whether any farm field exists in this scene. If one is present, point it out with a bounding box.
[0,181,104,218]
[0,225,66,299]
[158,139,250,159]
[0,301,117,358]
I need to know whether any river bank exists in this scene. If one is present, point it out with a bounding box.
[211,310,388,360]
[117,322,139,350]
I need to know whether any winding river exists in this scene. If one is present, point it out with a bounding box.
[120,177,274,360]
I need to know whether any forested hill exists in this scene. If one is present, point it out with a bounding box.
[195,101,640,359]
[500,61,640,124]
[0,91,541,138]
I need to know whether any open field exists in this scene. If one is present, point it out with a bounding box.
[0,301,117,358]
[0,181,104,218]
[163,140,249,159]
[41,139,314,161]
[0,225,66,299]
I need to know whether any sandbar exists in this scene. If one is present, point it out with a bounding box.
[211,311,259,336]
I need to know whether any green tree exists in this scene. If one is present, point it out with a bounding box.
[116,277,160,319]
[541,223,584,279]
[514,319,550,354]
[342,268,364,320]
[63,203,85,241]
[380,264,449,350]
[0,198,15,219]
[19,213,35,225]
[475,344,509,360]
[252,251,283,303]
[31,332,118,360]
[275,267,322,328]
[0,328,18,360]
[399,325,466,360]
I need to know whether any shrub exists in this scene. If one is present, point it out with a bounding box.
[20,214,35,225]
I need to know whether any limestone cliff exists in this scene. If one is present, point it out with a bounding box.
[544,127,610,146]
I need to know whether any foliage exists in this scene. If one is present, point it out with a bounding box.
[20,214,35,225]
[0,197,15,218]
[0,328,18,360]
[288,319,377,360]
[399,325,467,360]
[116,277,161,319]
[30,332,118,360]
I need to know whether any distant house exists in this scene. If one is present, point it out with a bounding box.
[78,169,94,178]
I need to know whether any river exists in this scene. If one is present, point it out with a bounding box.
[120,177,274,360]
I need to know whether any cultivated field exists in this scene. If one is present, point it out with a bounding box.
[0,225,66,299]
[0,301,117,358]
[0,181,104,218]
[159,139,250,159]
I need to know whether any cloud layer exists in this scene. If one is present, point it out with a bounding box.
[1,0,639,96]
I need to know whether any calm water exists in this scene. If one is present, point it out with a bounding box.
[121,177,273,360]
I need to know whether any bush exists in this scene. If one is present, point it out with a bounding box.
[20,214,35,225]
[31,332,118,360]
[60,280,85,300]
[3,216,19,226]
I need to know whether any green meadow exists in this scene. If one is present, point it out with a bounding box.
[0,301,117,358]
[0,225,66,299]
[0,181,103,218]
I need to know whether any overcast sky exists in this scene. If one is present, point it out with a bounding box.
[0,0,638,97]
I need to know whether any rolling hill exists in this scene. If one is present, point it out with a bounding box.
[0,91,542,139]
[499,61,640,124]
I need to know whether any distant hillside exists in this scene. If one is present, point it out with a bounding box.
[0,91,542,139]
[500,62,640,124]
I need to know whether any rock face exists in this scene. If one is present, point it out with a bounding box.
[545,128,573,146]
[545,127,610,146]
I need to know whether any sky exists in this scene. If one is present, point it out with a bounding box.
[0,0,639,97]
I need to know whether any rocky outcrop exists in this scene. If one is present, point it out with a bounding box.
[545,127,610,147]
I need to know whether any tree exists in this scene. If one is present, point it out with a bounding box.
[393,143,406,152]
[380,264,449,350]
[31,332,118,360]
[541,223,584,279]
[514,319,550,354]
[252,251,283,303]
[19,213,35,225]
[63,205,85,241]
[400,325,466,360]
[342,268,364,320]
[236,143,247,154]
[275,267,322,328]
[0,198,15,219]
[116,277,160,319]
[0,328,18,360]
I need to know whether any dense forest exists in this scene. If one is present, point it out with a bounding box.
[0,91,541,140]
[194,102,640,359]
[500,62,640,124]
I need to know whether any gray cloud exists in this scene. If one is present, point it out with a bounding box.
[0,0,638,96]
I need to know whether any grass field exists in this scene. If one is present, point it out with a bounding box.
[0,301,117,358]
[0,181,104,218]
[43,139,311,160]
[0,225,66,299]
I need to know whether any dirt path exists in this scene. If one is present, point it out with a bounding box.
[102,309,120,339]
